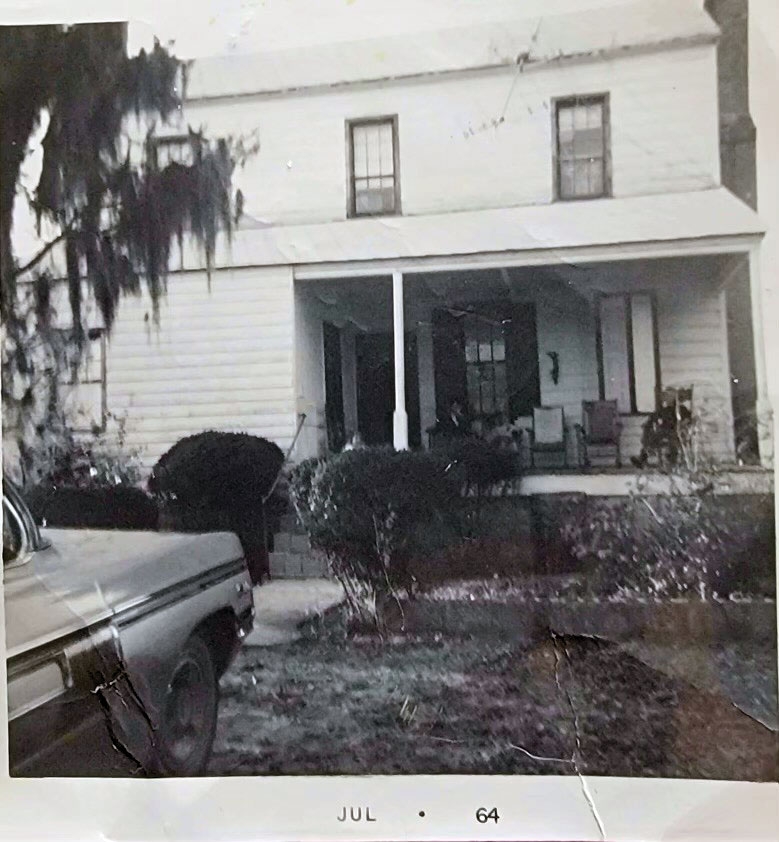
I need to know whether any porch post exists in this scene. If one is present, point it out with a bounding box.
[748,244,773,467]
[392,270,409,450]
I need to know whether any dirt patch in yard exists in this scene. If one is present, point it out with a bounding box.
[209,634,778,779]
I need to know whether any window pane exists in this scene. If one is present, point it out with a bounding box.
[558,106,574,134]
[587,103,603,129]
[379,123,394,175]
[574,160,590,195]
[465,340,478,363]
[467,367,481,411]
[560,160,575,197]
[589,160,604,196]
[353,129,368,178]
[380,186,396,212]
[575,126,603,159]
[494,362,507,410]
[478,342,492,362]
[573,105,589,131]
[492,337,506,362]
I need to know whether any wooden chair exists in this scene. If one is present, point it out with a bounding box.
[576,400,622,467]
[528,406,568,467]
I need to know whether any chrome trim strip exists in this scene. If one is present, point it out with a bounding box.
[112,556,249,627]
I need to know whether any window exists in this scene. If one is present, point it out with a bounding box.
[555,95,609,200]
[59,328,107,432]
[464,314,507,419]
[347,117,400,217]
[149,135,195,168]
[597,293,659,414]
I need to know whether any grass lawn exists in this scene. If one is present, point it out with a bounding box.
[209,631,778,779]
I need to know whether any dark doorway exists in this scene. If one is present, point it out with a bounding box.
[356,332,420,447]
[323,322,346,451]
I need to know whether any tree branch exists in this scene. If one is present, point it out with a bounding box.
[12,228,70,280]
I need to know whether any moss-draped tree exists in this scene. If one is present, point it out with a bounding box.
[1,23,245,476]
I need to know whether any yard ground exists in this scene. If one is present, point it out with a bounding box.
[208,631,778,779]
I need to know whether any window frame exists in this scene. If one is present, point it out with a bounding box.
[552,93,611,202]
[596,290,661,415]
[148,134,196,169]
[56,327,108,433]
[345,115,401,218]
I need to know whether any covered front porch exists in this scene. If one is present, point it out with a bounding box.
[294,244,769,481]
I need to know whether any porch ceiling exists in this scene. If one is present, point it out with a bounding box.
[301,253,735,331]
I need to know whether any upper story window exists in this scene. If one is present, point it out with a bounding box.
[347,117,400,217]
[149,135,195,168]
[554,95,610,200]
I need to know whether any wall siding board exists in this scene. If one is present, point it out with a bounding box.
[104,266,296,471]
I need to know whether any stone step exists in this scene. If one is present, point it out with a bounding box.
[269,551,328,579]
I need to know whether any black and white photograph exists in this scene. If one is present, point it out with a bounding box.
[1,0,777,819]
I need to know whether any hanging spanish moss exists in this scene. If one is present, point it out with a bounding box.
[1,22,245,474]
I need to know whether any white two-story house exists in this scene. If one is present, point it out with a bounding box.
[59,0,771,487]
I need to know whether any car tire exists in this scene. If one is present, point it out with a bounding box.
[152,634,219,776]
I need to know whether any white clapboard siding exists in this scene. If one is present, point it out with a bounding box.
[105,266,297,471]
[655,283,734,460]
[181,42,719,226]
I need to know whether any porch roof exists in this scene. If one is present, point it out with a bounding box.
[179,187,764,274]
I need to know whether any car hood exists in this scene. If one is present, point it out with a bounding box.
[4,529,244,658]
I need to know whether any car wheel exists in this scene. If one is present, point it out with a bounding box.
[153,634,218,776]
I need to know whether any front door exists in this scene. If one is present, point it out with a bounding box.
[355,333,420,447]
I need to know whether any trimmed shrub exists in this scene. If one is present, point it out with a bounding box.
[27,485,159,530]
[149,431,284,507]
[290,448,462,619]
[149,431,285,584]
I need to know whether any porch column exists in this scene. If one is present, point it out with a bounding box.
[392,270,409,450]
[749,244,773,466]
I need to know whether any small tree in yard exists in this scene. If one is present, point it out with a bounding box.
[560,407,775,600]
[1,23,250,479]
[290,448,462,630]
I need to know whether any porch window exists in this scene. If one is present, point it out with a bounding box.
[347,117,399,217]
[554,95,609,200]
[58,327,107,432]
[464,315,507,419]
[597,293,658,414]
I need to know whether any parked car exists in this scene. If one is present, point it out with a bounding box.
[3,478,254,777]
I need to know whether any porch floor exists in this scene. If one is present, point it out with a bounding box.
[499,465,772,496]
